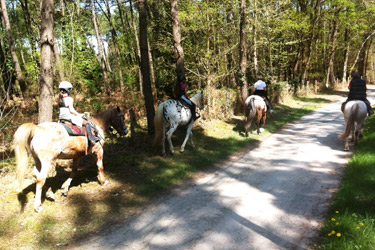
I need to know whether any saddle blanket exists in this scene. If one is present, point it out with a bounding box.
[61,123,85,136]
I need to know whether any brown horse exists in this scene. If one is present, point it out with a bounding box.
[13,107,127,212]
[244,95,267,136]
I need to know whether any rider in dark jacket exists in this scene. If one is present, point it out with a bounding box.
[341,72,373,116]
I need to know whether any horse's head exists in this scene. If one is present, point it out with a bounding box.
[193,92,205,109]
[109,107,128,137]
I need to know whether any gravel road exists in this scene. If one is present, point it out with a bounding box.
[71,87,375,250]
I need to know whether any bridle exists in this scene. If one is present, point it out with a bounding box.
[110,110,128,137]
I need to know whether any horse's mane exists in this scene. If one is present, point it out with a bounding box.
[91,107,116,130]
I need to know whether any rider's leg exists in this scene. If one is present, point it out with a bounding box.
[264,97,274,113]
[364,99,374,116]
[83,120,100,144]
[190,102,200,120]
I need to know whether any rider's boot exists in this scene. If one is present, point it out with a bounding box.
[265,98,274,113]
[85,123,100,145]
[191,103,200,121]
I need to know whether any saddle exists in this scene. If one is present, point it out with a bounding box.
[176,98,192,108]
[59,119,98,137]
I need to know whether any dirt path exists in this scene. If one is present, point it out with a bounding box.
[71,87,375,250]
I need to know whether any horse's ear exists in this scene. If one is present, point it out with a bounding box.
[117,106,121,112]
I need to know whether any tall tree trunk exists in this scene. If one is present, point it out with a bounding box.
[138,0,155,134]
[38,0,54,123]
[90,0,110,95]
[252,0,258,77]
[170,0,185,79]
[342,29,349,86]
[0,0,27,96]
[301,0,322,86]
[239,0,248,102]
[0,39,16,99]
[105,0,124,92]
[349,30,375,74]
[129,0,143,93]
[325,20,338,88]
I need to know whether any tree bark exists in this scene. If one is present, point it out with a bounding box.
[239,0,248,102]
[138,0,155,134]
[252,0,258,77]
[325,20,338,88]
[0,0,27,96]
[170,0,185,79]
[342,29,349,85]
[38,0,54,123]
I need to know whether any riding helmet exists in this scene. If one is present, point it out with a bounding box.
[59,81,73,93]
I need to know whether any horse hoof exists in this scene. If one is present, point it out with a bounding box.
[46,190,55,201]
[179,149,184,153]
[103,180,109,186]
[34,206,43,213]
[259,128,264,133]
[61,191,68,197]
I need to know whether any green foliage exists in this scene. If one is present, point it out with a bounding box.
[317,115,375,249]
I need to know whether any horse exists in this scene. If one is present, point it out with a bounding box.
[153,92,204,156]
[13,106,128,212]
[244,95,267,136]
[338,100,368,151]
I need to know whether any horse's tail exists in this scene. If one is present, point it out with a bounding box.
[13,123,37,191]
[249,97,257,118]
[153,102,165,147]
[338,103,357,140]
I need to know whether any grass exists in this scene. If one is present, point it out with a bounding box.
[315,114,375,249]
[0,92,341,250]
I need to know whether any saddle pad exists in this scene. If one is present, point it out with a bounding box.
[61,123,85,136]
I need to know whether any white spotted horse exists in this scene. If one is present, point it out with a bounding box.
[244,95,267,136]
[338,100,368,151]
[153,92,204,156]
[13,107,127,212]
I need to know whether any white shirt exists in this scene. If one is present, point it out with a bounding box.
[254,80,267,90]
[59,96,84,126]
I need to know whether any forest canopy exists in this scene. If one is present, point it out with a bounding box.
[0,0,374,110]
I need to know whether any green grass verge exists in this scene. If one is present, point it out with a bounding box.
[0,93,339,250]
[316,115,375,249]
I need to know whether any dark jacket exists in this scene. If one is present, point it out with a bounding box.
[348,76,366,100]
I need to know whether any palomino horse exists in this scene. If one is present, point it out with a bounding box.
[244,95,267,136]
[13,107,127,212]
[153,92,204,156]
[338,100,367,151]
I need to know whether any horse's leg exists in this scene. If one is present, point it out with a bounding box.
[33,158,53,213]
[180,122,194,153]
[260,112,267,133]
[61,159,79,197]
[162,119,167,156]
[92,145,107,185]
[256,110,262,134]
[166,123,178,155]
[190,131,195,148]
[244,116,252,137]
[344,137,350,151]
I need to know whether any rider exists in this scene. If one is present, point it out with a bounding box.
[174,75,200,120]
[251,75,274,113]
[341,72,373,116]
[58,81,100,144]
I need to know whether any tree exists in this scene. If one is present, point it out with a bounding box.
[0,0,27,96]
[38,0,54,123]
[170,0,185,79]
[139,0,155,134]
[239,0,248,102]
